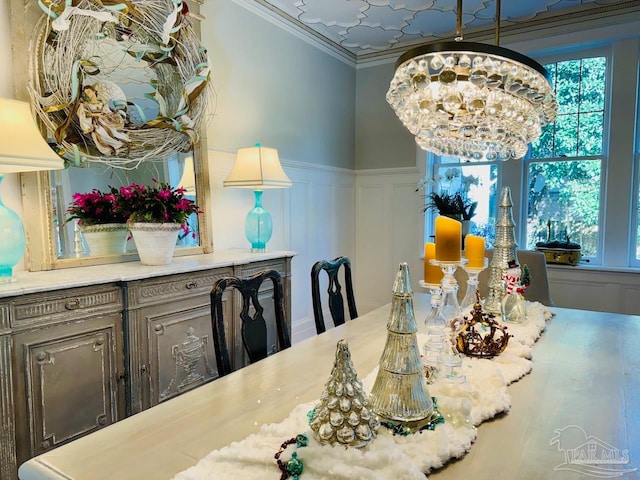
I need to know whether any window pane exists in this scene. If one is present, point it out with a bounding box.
[578,112,604,156]
[527,160,601,257]
[554,114,578,157]
[556,60,581,115]
[431,162,499,247]
[531,56,606,159]
[580,57,607,112]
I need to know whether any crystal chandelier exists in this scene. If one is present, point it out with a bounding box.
[386,0,557,161]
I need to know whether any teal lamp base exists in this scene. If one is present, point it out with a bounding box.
[245,190,273,253]
[0,175,26,284]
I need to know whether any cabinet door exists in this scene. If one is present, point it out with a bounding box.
[12,314,124,464]
[126,268,233,413]
[143,295,230,408]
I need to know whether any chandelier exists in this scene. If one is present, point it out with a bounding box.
[386,0,557,161]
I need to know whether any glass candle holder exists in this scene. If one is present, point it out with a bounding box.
[429,258,467,322]
[460,257,488,315]
[419,280,447,339]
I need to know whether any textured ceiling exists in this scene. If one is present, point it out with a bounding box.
[249,0,638,61]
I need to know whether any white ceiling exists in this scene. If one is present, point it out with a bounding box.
[247,0,639,62]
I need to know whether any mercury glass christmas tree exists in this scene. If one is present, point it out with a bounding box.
[485,187,519,314]
[369,263,434,429]
[309,340,379,448]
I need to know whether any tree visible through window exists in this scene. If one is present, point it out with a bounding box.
[526,57,606,259]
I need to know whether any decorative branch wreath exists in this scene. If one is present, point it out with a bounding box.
[29,0,213,169]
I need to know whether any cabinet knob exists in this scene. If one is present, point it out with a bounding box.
[65,298,80,310]
[185,280,197,289]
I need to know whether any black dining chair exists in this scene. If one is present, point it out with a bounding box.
[311,256,358,334]
[210,269,291,377]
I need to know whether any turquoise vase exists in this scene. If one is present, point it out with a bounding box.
[0,174,26,283]
[245,190,272,252]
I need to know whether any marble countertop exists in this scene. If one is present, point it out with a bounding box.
[0,249,296,297]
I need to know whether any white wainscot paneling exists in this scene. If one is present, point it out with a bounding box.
[547,266,640,315]
[355,167,423,314]
[207,150,356,344]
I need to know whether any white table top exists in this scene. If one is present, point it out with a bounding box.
[18,296,640,480]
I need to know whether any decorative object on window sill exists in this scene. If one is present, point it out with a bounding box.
[456,293,511,358]
[0,98,64,283]
[370,263,436,430]
[485,186,518,314]
[223,144,291,252]
[535,226,582,265]
[28,0,213,169]
[386,0,557,162]
[418,168,478,220]
[308,339,379,448]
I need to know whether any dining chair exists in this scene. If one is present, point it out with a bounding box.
[210,269,291,377]
[311,256,358,334]
[456,249,555,306]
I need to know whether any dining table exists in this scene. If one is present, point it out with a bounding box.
[17,294,640,480]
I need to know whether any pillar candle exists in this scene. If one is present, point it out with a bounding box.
[465,234,485,268]
[424,242,443,285]
[435,216,461,261]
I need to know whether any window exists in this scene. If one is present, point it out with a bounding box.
[525,56,607,260]
[425,156,499,247]
[423,43,640,269]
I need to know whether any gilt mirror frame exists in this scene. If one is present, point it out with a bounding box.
[10,0,213,271]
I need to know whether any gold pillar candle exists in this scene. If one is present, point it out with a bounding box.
[435,216,461,261]
[424,242,443,284]
[465,235,486,268]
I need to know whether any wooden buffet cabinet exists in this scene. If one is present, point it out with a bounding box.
[0,250,294,480]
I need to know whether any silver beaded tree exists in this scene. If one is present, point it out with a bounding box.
[369,263,434,429]
[309,340,379,448]
[485,187,519,313]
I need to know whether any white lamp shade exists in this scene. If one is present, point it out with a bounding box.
[223,145,291,189]
[0,98,64,173]
[178,156,196,195]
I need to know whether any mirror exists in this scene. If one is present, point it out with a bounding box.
[12,0,212,270]
[21,143,211,271]
[51,153,202,259]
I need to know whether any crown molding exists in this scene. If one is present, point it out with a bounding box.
[237,0,640,70]
[232,0,357,68]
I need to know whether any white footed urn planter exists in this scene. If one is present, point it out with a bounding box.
[80,223,128,256]
[128,222,181,266]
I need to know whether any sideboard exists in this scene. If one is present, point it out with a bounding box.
[0,250,295,480]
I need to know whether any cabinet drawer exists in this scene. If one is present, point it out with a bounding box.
[235,259,287,278]
[127,267,234,308]
[10,284,123,329]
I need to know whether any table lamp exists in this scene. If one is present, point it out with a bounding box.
[0,98,65,283]
[223,144,291,252]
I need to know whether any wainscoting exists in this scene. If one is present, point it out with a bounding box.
[207,150,356,344]
[207,153,640,346]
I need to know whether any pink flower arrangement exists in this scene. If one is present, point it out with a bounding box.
[66,187,129,225]
[123,180,200,236]
[67,179,200,236]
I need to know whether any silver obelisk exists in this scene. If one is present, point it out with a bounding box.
[369,263,434,428]
[485,187,519,313]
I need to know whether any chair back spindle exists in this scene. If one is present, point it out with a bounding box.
[211,269,290,377]
[311,256,358,334]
